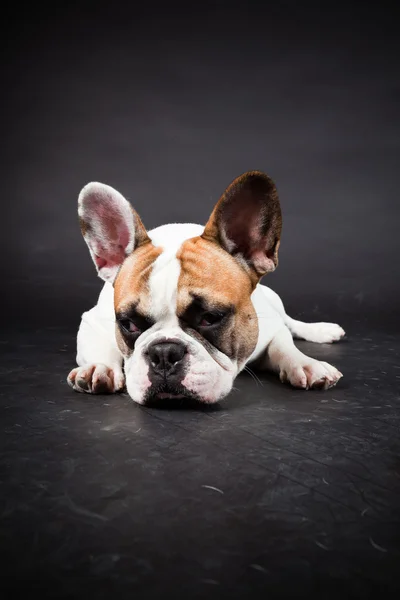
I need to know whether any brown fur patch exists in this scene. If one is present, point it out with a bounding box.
[114,325,133,358]
[130,207,151,248]
[114,242,162,316]
[177,236,259,365]
[79,216,89,237]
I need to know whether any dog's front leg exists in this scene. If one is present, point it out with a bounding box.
[67,305,125,395]
[262,326,343,390]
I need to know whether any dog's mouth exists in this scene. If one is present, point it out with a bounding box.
[156,392,186,400]
[143,382,201,407]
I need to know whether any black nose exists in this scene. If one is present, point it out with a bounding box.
[147,341,187,376]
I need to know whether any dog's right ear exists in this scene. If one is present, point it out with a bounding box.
[78,182,150,283]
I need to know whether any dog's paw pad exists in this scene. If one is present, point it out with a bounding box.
[67,364,125,394]
[281,360,343,390]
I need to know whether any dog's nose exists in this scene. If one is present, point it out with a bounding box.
[147,341,187,375]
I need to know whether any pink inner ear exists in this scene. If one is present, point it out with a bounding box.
[247,221,261,244]
[88,204,133,271]
[251,249,276,274]
[94,255,107,270]
[79,182,141,282]
[92,242,128,271]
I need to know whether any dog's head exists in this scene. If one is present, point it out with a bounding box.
[78,171,282,404]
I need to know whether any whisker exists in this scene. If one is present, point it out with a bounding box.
[244,365,263,387]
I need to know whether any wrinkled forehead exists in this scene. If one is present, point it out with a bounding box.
[114,236,253,318]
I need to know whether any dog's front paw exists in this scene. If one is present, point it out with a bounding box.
[67,363,125,394]
[280,359,343,390]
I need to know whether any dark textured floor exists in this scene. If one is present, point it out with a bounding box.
[2,1,399,597]
[1,323,400,599]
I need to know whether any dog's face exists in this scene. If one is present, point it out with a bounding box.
[78,171,282,404]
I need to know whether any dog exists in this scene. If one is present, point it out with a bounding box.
[68,171,345,405]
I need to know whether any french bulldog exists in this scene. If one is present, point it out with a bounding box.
[68,171,344,405]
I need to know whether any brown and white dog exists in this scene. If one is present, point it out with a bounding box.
[68,171,345,405]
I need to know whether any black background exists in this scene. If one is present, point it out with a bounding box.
[2,0,399,331]
[1,2,400,599]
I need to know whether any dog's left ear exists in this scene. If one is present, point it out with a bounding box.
[202,171,282,279]
[78,182,150,283]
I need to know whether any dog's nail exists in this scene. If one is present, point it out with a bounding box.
[92,377,112,394]
[77,377,90,391]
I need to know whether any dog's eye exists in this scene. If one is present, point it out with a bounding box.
[119,319,141,334]
[199,312,224,327]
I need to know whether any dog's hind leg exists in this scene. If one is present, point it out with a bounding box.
[285,316,345,344]
[258,285,345,344]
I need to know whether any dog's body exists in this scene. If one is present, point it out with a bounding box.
[68,172,344,405]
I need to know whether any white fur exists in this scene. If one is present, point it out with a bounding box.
[266,327,343,390]
[68,223,344,402]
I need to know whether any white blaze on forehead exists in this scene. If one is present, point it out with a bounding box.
[146,223,204,322]
[148,251,181,320]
